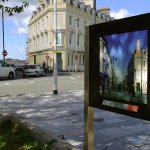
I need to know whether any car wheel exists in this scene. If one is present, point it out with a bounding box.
[8,72,14,79]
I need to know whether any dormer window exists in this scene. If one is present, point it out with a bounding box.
[69,15,72,26]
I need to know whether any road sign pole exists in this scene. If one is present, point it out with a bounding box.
[2,7,5,61]
[53,0,58,94]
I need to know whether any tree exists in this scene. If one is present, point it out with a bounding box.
[0,0,29,15]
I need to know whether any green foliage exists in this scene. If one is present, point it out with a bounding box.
[0,123,54,150]
[0,0,29,15]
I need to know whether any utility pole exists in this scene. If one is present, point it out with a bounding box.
[53,0,58,94]
[84,1,96,150]
[74,18,78,73]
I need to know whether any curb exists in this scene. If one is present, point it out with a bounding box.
[0,113,78,150]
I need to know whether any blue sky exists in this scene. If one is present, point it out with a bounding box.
[0,0,150,60]
[104,30,148,82]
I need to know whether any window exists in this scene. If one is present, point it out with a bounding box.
[69,15,72,26]
[77,34,80,46]
[56,32,62,45]
[77,18,80,28]
[79,55,81,65]
[46,16,49,27]
[42,19,44,29]
[46,33,48,47]
[34,39,36,50]
[83,55,85,66]
[34,24,36,33]
[68,54,70,66]
[42,35,44,48]
[38,22,40,30]
[37,37,40,50]
[69,32,74,46]
[72,54,73,65]
[84,20,86,28]
[53,32,63,46]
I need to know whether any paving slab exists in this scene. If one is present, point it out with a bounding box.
[0,90,150,149]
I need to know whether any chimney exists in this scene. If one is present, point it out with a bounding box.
[97,7,110,15]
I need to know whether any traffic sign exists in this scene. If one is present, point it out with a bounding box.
[45,55,50,60]
[2,50,7,56]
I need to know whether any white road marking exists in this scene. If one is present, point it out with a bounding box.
[70,77,76,80]
[0,80,34,86]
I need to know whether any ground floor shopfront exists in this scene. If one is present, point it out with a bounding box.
[28,50,85,72]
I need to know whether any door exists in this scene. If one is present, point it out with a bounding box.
[34,55,36,64]
[136,83,140,94]
[57,53,62,71]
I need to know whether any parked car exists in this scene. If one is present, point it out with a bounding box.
[23,64,45,77]
[15,64,25,72]
[0,60,15,79]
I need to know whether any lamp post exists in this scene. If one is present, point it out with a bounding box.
[53,0,58,94]
[112,56,118,89]
[74,18,79,73]
[141,52,143,95]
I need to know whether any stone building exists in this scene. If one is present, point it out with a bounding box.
[27,0,113,71]
[99,37,113,94]
[127,39,147,95]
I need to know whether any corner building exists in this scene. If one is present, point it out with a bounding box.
[27,0,113,71]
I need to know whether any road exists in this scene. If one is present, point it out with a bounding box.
[0,73,84,97]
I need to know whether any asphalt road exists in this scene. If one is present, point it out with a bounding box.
[0,72,84,97]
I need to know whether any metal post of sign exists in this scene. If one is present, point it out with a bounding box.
[53,0,58,94]
[2,7,5,61]
[74,18,78,73]
[84,1,96,150]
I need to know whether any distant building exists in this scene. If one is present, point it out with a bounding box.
[27,0,113,71]
[127,39,147,95]
[99,37,113,94]
[5,58,27,65]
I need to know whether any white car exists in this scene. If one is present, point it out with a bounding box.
[0,60,15,79]
[23,64,45,77]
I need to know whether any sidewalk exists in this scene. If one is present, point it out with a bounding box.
[0,90,150,150]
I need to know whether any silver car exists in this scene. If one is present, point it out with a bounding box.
[23,64,45,77]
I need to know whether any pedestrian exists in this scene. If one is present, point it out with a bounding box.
[43,62,46,72]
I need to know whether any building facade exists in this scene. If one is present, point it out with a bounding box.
[99,37,113,94]
[127,39,147,95]
[27,0,113,71]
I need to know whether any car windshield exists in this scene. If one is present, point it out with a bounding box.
[24,65,36,69]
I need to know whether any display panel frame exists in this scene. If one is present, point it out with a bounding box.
[85,13,150,120]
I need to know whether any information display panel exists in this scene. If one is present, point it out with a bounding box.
[85,13,150,120]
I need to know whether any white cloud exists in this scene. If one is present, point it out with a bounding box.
[1,1,37,34]
[110,9,131,19]
[17,28,28,34]
[8,45,26,59]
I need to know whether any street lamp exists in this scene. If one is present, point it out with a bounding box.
[74,18,79,73]
[141,52,143,95]
[112,56,118,89]
[53,0,58,94]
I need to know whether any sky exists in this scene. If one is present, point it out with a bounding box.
[0,0,150,60]
[104,30,148,82]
